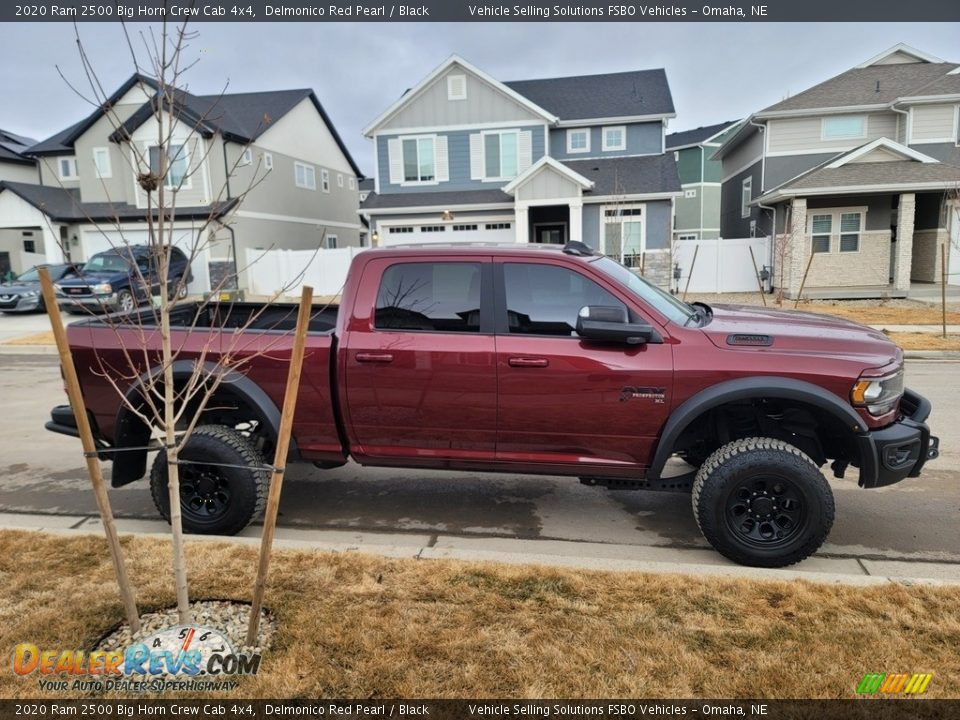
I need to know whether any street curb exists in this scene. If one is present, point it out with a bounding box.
[2,511,958,588]
[904,350,960,359]
[0,344,58,355]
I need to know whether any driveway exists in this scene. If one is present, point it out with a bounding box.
[0,354,957,563]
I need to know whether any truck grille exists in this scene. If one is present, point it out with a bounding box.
[61,286,92,297]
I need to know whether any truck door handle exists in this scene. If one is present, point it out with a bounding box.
[355,352,394,364]
[508,356,549,368]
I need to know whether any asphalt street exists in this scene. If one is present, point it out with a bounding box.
[1,353,957,563]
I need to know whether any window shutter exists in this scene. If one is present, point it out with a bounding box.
[469,133,483,180]
[388,138,402,184]
[435,136,449,182]
[518,131,533,173]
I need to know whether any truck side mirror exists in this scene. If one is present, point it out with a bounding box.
[576,305,661,345]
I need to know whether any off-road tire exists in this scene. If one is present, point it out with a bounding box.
[150,424,270,536]
[692,437,834,568]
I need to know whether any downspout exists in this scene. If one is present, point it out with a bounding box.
[755,199,776,293]
[749,116,774,288]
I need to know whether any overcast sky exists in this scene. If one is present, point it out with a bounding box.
[1,22,958,174]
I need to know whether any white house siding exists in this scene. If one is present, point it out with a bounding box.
[767,112,898,155]
[0,162,37,184]
[255,98,357,175]
[909,104,958,143]
[515,170,581,202]
[129,116,211,209]
[72,102,148,205]
[376,63,545,131]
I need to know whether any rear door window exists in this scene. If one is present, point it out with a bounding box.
[375,262,483,333]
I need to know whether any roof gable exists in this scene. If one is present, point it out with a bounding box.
[666,120,741,150]
[503,156,594,195]
[363,56,557,136]
[826,138,939,168]
[856,43,945,68]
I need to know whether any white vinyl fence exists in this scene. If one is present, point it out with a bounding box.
[673,236,770,294]
[245,247,363,298]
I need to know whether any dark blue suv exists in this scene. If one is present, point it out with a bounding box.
[55,245,192,314]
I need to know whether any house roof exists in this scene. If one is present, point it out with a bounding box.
[360,188,513,213]
[665,120,740,150]
[505,68,675,122]
[29,74,363,177]
[358,178,375,191]
[564,154,682,197]
[0,180,237,223]
[758,61,959,115]
[0,128,39,165]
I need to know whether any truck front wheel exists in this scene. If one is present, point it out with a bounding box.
[150,424,270,535]
[691,437,834,568]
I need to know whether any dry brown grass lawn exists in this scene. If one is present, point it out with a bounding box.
[1,331,54,346]
[887,332,960,351]
[1,530,959,700]
[793,303,960,326]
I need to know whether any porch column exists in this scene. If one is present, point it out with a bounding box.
[515,205,528,243]
[894,193,915,292]
[568,200,583,243]
[787,198,807,296]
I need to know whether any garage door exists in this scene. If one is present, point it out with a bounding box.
[81,228,210,293]
[380,220,515,246]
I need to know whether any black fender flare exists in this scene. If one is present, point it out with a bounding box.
[111,360,290,487]
[648,376,868,480]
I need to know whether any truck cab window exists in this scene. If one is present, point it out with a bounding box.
[375,262,482,332]
[503,262,626,336]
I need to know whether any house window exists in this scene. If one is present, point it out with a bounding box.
[240,148,253,166]
[348,177,355,190]
[603,204,644,268]
[684,188,697,199]
[149,144,189,188]
[402,137,435,183]
[741,177,752,218]
[321,168,330,193]
[822,115,866,140]
[58,157,78,180]
[375,262,483,333]
[294,161,316,189]
[337,173,344,188]
[388,226,414,234]
[264,153,274,170]
[840,212,862,252]
[602,126,626,152]
[325,235,338,249]
[447,74,467,101]
[23,239,36,253]
[92,148,111,178]
[483,130,519,179]
[567,129,590,154]
[811,214,832,253]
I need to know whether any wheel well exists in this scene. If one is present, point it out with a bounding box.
[672,398,861,470]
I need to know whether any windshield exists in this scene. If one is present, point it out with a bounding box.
[15,266,39,282]
[591,256,694,325]
[84,253,131,272]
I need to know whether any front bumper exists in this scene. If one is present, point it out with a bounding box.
[0,294,41,312]
[57,292,120,312]
[858,388,939,488]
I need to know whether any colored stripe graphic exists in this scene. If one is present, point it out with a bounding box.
[857,673,885,694]
[858,672,932,695]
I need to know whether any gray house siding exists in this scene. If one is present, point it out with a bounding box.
[720,161,764,238]
[549,121,663,161]
[909,141,960,167]
[582,204,600,248]
[644,200,672,250]
[765,154,837,192]
[376,126,547,194]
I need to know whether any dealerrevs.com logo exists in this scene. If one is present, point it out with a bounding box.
[13,625,261,693]
[857,672,933,696]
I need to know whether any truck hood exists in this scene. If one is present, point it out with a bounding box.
[57,270,127,286]
[700,304,901,367]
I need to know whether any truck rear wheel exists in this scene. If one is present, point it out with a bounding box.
[691,437,834,568]
[150,424,270,536]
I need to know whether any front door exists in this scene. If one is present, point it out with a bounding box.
[493,259,673,473]
[534,224,566,245]
[343,256,498,462]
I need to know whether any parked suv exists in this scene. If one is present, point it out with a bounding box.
[0,263,84,313]
[55,245,191,314]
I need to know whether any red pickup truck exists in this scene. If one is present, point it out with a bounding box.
[46,242,938,567]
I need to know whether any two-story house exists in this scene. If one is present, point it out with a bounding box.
[359,56,682,287]
[666,120,742,242]
[0,128,39,277]
[0,74,364,292]
[716,44,960,298]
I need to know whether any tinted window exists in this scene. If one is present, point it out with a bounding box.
[503,263,626,336]
[375,262,482,333]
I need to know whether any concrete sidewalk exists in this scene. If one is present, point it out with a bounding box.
[4,510,960,588]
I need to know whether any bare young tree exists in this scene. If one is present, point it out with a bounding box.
[47,19,331,624]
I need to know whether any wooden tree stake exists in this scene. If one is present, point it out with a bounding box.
[794,248,816,309]
[247,285,314,645]
[681,244,699,302]
[39,267,140,632]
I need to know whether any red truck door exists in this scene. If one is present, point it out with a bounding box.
[493,259,673,473]
[342,256,498,463]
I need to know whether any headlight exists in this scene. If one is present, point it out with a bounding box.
[23,290,38,297]
[53,284,63,295]
[851,368,904,416]
[91,283,113,295]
